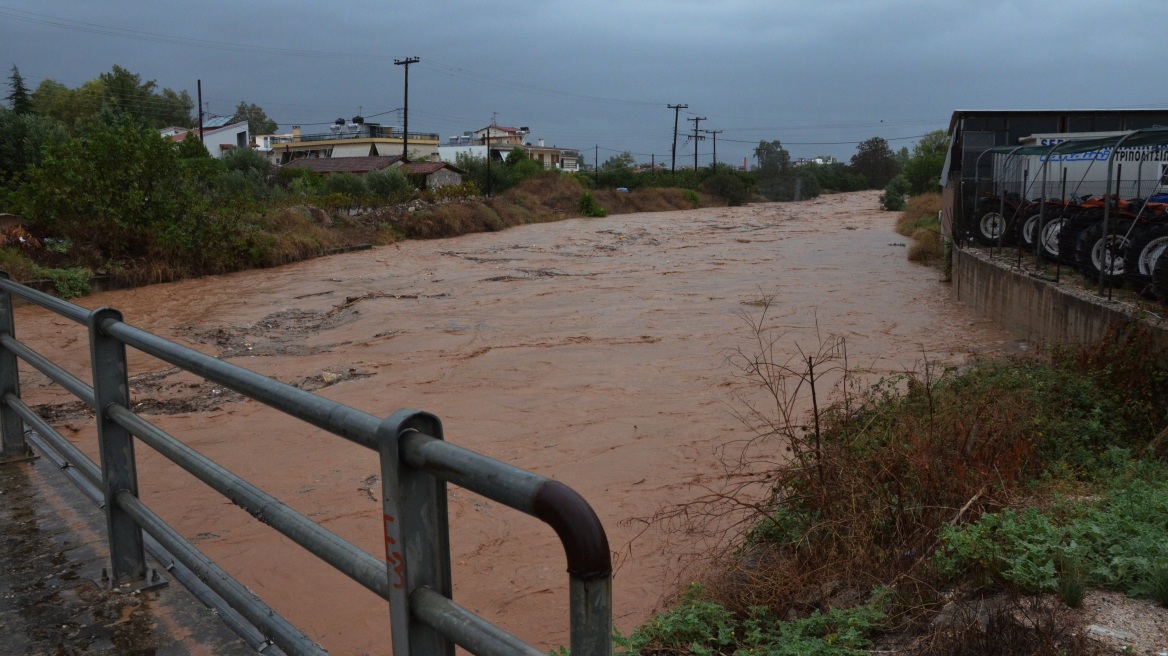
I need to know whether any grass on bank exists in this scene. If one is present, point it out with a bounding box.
[0,172,705,297]
[617,314,1168,655]
[895,193,943,264]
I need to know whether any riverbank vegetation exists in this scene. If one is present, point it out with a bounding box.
[895,193,943,264]
[621,311,1168,654]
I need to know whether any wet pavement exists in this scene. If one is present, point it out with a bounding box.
[0,454,255,655]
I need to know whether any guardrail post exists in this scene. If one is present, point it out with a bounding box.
[88,307,146,584]
[378,409,453,656]
[0,273,28,461]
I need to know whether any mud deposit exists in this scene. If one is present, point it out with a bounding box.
[12,191,1021,653]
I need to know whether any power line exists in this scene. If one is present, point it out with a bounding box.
[0,6,396,61]
[719,133,933,146]
[418,60,662,107]
[0,8,672,109]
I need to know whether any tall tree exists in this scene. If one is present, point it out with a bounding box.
[230,101,277,136]
[901,130,950,194]
[849,137,900,189]
[0,107,68,184]
[753,140,818,201]
[14,114,200,262]
[601,151,636,170]
[754,139,791,172]
[99,65,193,128]
[6,66,31,114]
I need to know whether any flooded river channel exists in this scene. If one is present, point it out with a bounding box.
[16,190,1020,653]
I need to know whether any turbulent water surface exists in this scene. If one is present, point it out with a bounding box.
[16,190,1020,653]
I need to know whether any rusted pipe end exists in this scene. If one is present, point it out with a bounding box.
[532,480,611,581]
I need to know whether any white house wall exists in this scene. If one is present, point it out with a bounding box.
[197,122,250,159]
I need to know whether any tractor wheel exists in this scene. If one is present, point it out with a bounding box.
[1057,214,1100,266]
[972,209,1010,246]
[1073,219,1134,285]
[1124,222,1168,297]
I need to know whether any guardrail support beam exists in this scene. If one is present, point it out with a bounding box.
[379,409,453,656]
[89,306,146,584]
[0,272,28,461]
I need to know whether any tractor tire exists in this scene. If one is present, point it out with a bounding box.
[1154,244,1168,300]
[1016,211,1043,250]
[1124,222,1168,297]
[1057,213,1101,266]
[1073,219,1134,286]
[972,208,1011,246]
[1037,213,1065,261]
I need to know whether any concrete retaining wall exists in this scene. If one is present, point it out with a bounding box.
[952,247,1155,346]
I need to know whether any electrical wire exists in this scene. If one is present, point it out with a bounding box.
[3,5,954,153]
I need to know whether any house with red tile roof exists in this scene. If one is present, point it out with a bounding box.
[280,156,464,189]
[399,160,465,189]
[280,156,404,175]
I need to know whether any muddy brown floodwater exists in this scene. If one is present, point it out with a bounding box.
[16,190,1021,654]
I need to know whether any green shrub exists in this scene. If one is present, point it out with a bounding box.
[615,584,885,656]
[879,175,909,211]
[220,146,272,177]
[702,173,750,206]
[322,172,367,198]
[577,191,607,217]
[1150,561,1168,607]
[365,167,413,199]
[936,472,1168,601]
[38,266,91,299]
[683,189,700,208]
[1058,557,1087,608]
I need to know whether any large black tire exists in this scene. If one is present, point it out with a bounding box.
[972,208,1011,246]
[1016,206,1060,252]
[1073,219,1134,285]
[1124,222,1168,297]
[1057,212,1101,266]
[1154,243,1168,300]
[1037,212,1065,261]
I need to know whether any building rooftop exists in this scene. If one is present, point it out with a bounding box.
[281,156,404,174]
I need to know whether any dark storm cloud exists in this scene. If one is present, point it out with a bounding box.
[2,0,1165,165]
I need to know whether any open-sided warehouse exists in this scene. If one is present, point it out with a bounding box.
[940,109,1168,239]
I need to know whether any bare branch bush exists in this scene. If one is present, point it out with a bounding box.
[638,297,1040,618]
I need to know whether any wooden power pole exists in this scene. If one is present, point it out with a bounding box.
[394,56,420,160]
[667,104,688,173]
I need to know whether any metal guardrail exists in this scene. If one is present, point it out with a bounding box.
[0,274,612,656]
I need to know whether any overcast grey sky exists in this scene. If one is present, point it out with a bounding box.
[2,1,1165,167]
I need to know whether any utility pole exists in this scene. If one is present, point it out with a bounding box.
[703,129,723,168]
[394,56,419,160]
[667,104,687,173]
[485,131,492,197]
[197,79,204,143]
[689,116,706,171]
[595,145,599,186]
